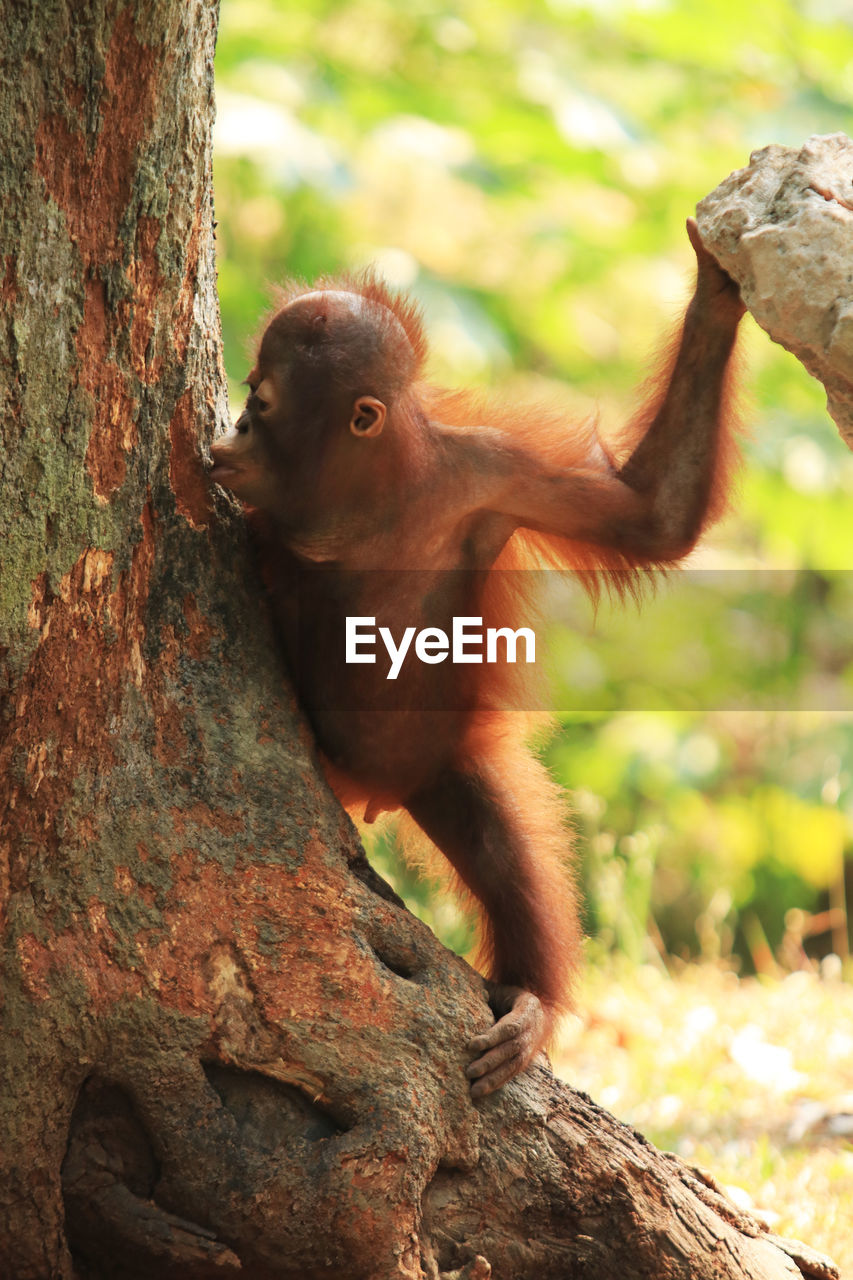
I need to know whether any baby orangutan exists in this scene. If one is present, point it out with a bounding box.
[209,220,744,1098]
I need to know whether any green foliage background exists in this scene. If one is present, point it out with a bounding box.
[214,0,853,971]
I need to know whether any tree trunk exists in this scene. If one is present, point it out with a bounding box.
[0,3,840,1278]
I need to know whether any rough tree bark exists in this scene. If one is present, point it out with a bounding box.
[0,3,841,1278]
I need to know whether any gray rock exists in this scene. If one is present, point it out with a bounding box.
[696,132,853,447]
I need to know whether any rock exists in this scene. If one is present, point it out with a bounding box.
[696,132,853,448]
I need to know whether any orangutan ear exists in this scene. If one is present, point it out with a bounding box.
[349,396,386,438]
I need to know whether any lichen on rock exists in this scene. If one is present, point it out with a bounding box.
[696,132,853,448]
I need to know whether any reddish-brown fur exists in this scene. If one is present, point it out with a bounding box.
[210,222,744,1096]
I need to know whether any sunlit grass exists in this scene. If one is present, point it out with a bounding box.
[554,957,853,1272]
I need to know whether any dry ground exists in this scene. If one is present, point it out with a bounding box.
[554,960,853,1275]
